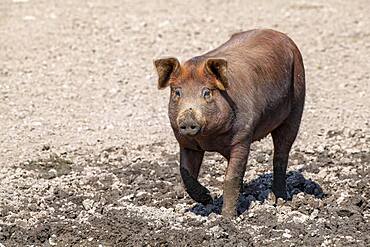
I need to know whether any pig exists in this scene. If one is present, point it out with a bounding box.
[154,29,305,217]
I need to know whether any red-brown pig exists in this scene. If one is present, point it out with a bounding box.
[154,29,305,217]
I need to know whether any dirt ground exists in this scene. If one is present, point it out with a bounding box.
[0,0,369,246]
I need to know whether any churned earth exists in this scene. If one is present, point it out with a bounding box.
[0,0,369,246]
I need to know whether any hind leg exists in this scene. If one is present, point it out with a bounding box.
[271,106,303,200]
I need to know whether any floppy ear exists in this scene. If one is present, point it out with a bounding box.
[153,57,180,89]
[205,58,228,90]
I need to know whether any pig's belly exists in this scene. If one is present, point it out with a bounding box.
[252,100,291,141]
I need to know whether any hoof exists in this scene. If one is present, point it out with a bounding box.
[267,191,277,205]
[198,193,213,206]
[268,191,286,206]
[222,208,237,218]
[272,186,288,200]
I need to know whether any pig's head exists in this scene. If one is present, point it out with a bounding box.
[154,57,234,138]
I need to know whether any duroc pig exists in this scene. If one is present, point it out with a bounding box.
[154,29,305,217]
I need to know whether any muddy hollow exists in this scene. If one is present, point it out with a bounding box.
[0,0,369,246]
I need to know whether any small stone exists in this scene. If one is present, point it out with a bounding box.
[248,199,259,210]
[308,210,318,221]
[332,144,341,152]
[236,215,243,222]
[208,159,216,165]
[276,198,285,206]
[174,204,186,213]
[316,145,325,153]
[208,212,218,220]
[209,225,229,239]
[136,191,147,197]
[210,225,221,233]
[317,169,328,179]
[82,199,94,210]
[283,229,292,238]
[174,185,184,198]
[121,194,134,201]
[134,174,145,184]
[292,212,309,223]
[47,169,57,179]
[49,234,57,246]
[175,216,184,223]
[14,219,28,228]
[304,147,315,154]
[256,153,266,163]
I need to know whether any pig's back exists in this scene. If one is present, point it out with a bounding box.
[205,29,296,83]
[204,29,297,103]
[205,29,294,60]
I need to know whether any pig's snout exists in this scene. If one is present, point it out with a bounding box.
[179,120,200,136]
[177,108,202,136]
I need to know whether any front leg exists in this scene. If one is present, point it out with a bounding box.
[222,143,250,218]
[180,147,213,205]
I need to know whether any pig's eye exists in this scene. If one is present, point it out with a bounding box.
[174,88,182,97]
[202,88,211,99]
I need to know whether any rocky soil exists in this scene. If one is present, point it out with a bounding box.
[0,0,369,246]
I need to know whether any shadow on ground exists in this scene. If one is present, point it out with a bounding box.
[189,170,324,216]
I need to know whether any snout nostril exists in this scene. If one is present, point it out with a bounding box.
[190,125,196,130]
[180,126,186,130]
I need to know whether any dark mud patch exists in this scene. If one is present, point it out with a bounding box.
[0,209,253,247]
[0,223,52,246]
[1,144,369,246]
[19,153,73,179]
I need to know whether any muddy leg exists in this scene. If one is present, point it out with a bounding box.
[271,108,303,201]
[179,147,212,205]
[222,144,250,218]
